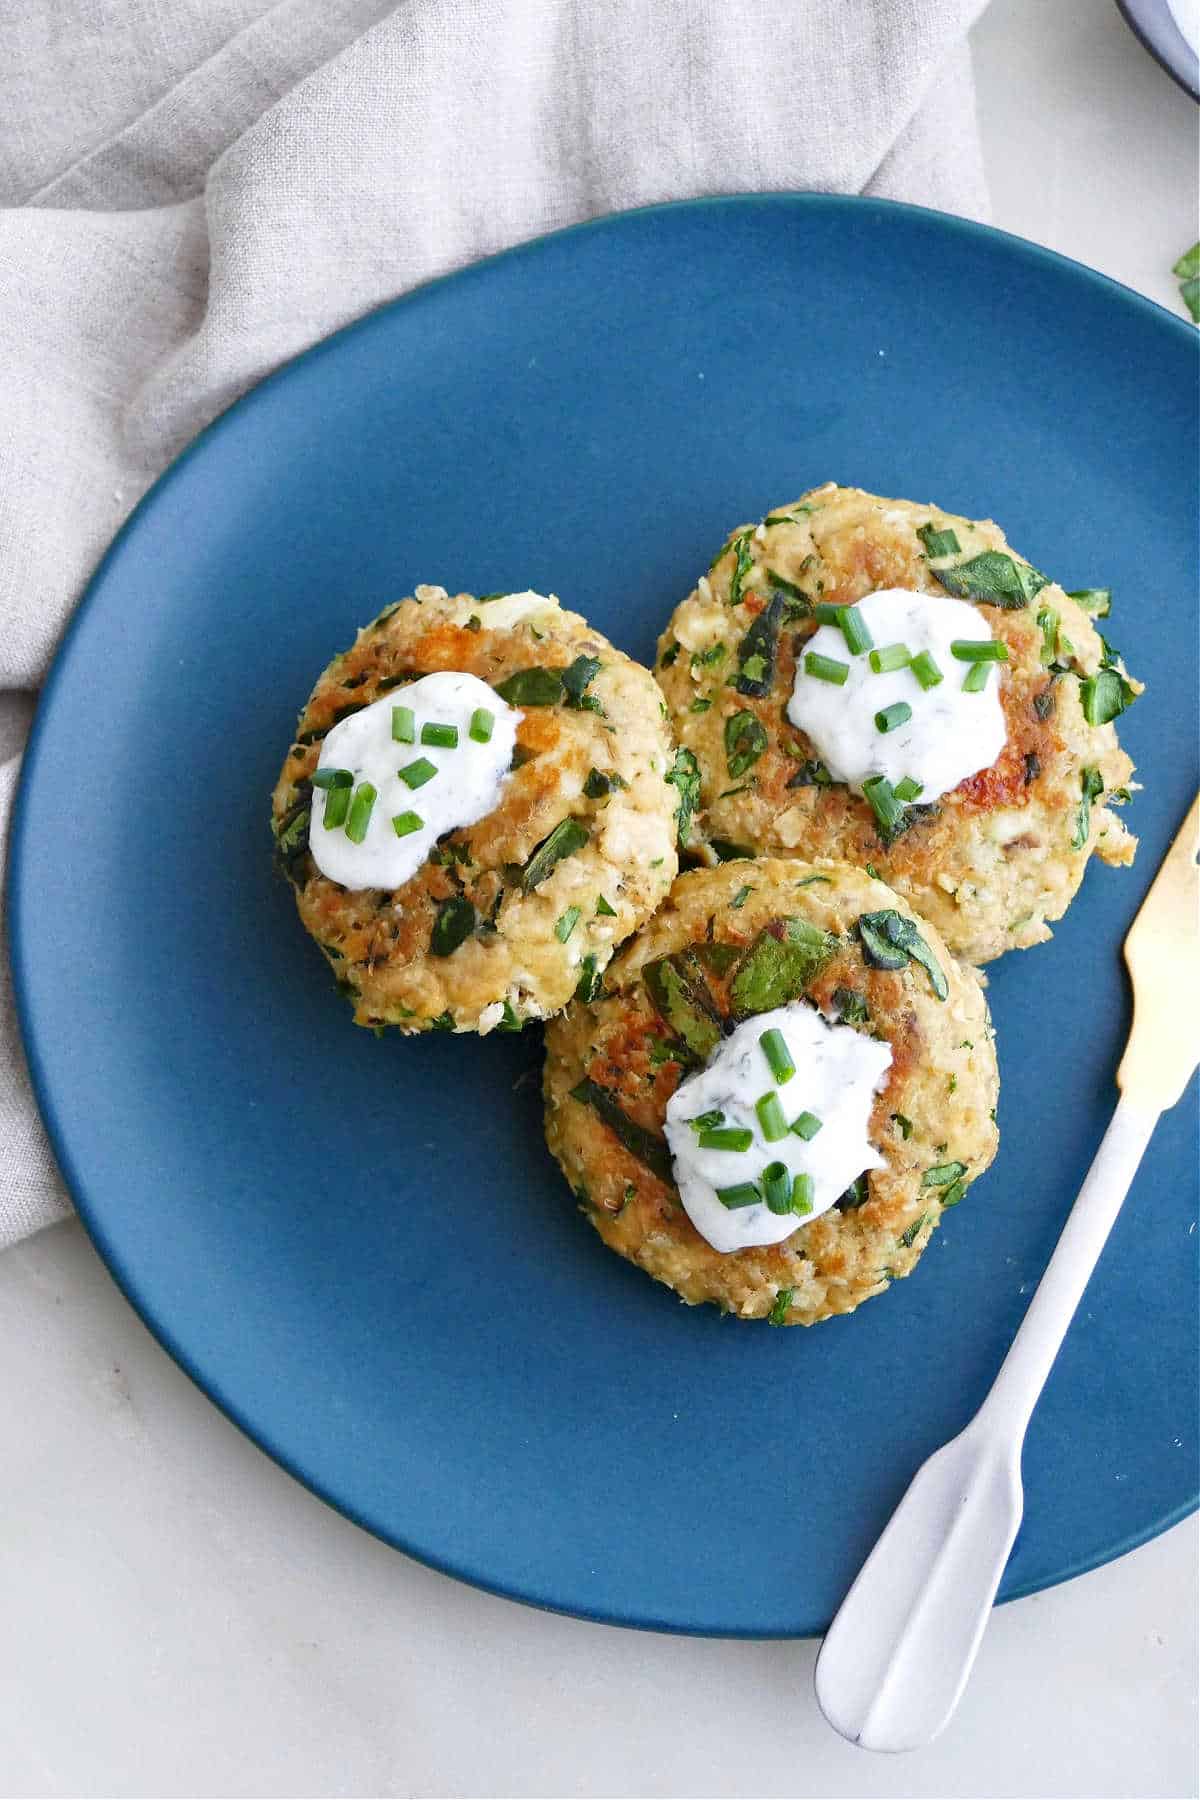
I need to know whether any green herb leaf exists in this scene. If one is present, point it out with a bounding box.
[666,747,702,848]
[934,549,1049,610]
[569,1079,674,1184]
[555,906,581,942]
[521,816,589,890]
[430,895,476,957]
[734,593,787,697]
[1072,766,1103,849]
[693,942,742,976]
[732,884,754,908]
[494,667,563,706]
[595,894,617,917]
[767,1288,794,1325]
[643,954,723,1060]
[274,800,311,862]
[765,568,812,610]
[917,522,962,559]
[709,838,756,862]
[728,530,755,607]
[786,758,834,789]
[922,1161,967,1188]
[858,908,949,1000]
[730,918,837,1017]
[892,1112,913,1139]
[832,986,869,1026]
[1174,241,1200,280]
[659,642,680,668]
[899,1213,929,1249]
[294,699,366,746]
[561,655,603,707]
[724,710,769,780]
[574,954,603,1002]
[838,1174,869,1211]
[1032,677,1058,721]
[1066,587,1112,618]
[1080,664,1136,727]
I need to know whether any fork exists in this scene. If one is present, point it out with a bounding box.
[815,793,1200,1753]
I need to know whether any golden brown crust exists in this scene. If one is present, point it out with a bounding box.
[543,860,1000,1325]
[272,587,679,1031]
[655,485,1138,963]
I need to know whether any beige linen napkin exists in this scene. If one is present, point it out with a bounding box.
[0,0,990,1247]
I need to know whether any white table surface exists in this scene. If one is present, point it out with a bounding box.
[2,3,1197,1796]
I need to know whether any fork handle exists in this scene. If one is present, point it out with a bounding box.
[978,1097,1159,1441]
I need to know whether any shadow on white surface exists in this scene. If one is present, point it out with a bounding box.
[0,1221,1195,1800]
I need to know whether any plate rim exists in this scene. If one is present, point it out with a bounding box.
[9,190,1198,1638]
[1115,0,1200,100]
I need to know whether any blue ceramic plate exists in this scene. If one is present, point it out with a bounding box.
[11,196,1198,1636]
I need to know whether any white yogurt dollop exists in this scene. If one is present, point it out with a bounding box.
[664,1002,892,1254]
[786,588,1007,803]
[308,672,521,889]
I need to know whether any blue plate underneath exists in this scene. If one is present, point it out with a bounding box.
[10,196,1198,1636]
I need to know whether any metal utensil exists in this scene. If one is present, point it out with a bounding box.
[815,794,1200,1753]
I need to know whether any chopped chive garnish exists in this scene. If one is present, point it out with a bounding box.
[391,810,423,837]
[790,1110,823,1140]
[311,766,352,790]
[909,650,943,690]
[698,1126,754,1152]
[951,638,1008,663]
[595,894,617,917]
[345,782,377,844]
[813,601,843,624]
[790,1172,815,1215]
[805,651,850,685]
[874,701,912,734]
[323,784,351,830]
[762,1161,792,1214]
[869,643,910,673]
[862,774,905,836]
[421,722,459,748]
[391,706,415,743]
[893,776,923,802]
[398,756,437,789]
[554,906,581,942]
[839,606,874,656]
[962,662,990,693]
[469,707,494,743]
[717,1182,762,1210]
[759,1028,796,1085]
[755,1091,789,1143]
